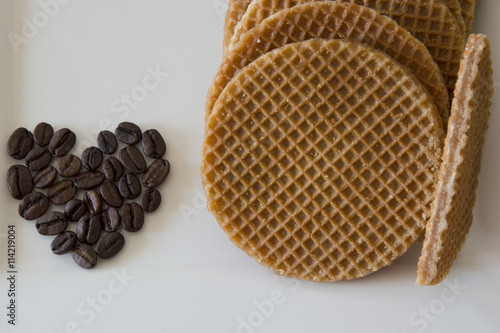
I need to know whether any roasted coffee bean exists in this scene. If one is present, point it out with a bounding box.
[119,146,146,174]
[36,212,68,236]
[56,154,82,177]
[97,130,118,155]
[48,180,77,205]
[100,182,123,208]
[49,128,76,157]
[72,243,98,269]
[115,122,142,145]
[121,202,144,232]
[18,192,49,220]
[74,171,105,190]
[82,147,103,171]
[6,165,33,199]
[7,127,34,159]
[51,231,77,255]
[96,232,125,259]
[33,122,54,146]
[100,207,121,232]
[140,189,161,213]
[33,166,57,189]
[142,129,166,158]
[142,159,170,188]
[118,174,141,199]
[102,157,124,182]
[64,199,87,222]
[76,215,101,245]
[83,190,102,215]
[25,147,53,171]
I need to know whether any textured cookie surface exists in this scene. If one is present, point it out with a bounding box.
[203,39,445,282]
[417,34,493,286]
[207,2,450,124]
[459,0,476,33]
[224,0,253,56]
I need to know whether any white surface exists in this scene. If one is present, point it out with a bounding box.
[0,1,499,332]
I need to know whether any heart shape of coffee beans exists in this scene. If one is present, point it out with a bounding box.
[6,122,170,269]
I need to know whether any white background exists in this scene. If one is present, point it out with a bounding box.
[0,1,499,332]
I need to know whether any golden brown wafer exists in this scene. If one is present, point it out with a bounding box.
[441,0,468,35]
[459,0,476,33]
[203,39,445,282]
[207,2,450,125]
[417,34,493,286]
[223,0,253,56]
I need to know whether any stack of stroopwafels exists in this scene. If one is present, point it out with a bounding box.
[203,0,493,284]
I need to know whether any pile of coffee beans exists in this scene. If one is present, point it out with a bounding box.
[6,122,170,269]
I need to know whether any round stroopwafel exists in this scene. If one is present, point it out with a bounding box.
[223,0,253,56]
[203,39,445,282]
[206,2,450,125]
[417,34,493,286]
[459,0,476,33]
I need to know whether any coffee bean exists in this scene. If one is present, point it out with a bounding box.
[18,192,50,220]
[142,129,166,158]
[72,243,98,269]
[7,128,34,159]
[102,157,124,182]
[118,174,141,199]
[82,147,103,171]
[74,171,105,190]
[142,159,170,188]
[115,122,142,145]
[25,147,53,171]
[33,166,58,189]
[36,212,68,236]
[33,122,54,146]
[97,130,118,155]
[51,231,77,255]
[100,182,123,208]
[83,190,102,215]
[140,189,161,213]
[121,203,144,232]
[119,146,146,174]
[76,215,101,245]
[48,180,77,205]
[6,165,33,199]
[49,128,76,157]
[96,232,125,259]
[64,199,87,222]
[100,207,121,232]
[56,154,82,177]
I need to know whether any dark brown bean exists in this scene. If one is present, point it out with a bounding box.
[47,180,77,205]
[76,215,101,245]
[33,122,54,146]
[142,159,170,188]
[74,171,105,190]
[7,127,34,159]
[118,174,141,199]
[6,165,33,199]
[100,207,121,232]
[33,166,58,189]
[25,147,53,171]
[51,231,77,255]
[81,147,103,171]
[140,189,161,213]
[36,212,68,236]
[83,190,102,215]
[72,243,98,269]
[56,154,82,177]
[49,128,76,157]
[142,129,166,158]
[121,203,144,232]
[102,157,124,182]
[96,232,125,259]
[119,146,146,174]
[97,130,118,155]
[18,192,50,220]
[115,122,142,145]
[100,182,123,208]
[64,199,87,222]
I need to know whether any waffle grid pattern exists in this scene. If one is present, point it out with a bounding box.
[459,0,476,33]
[207,2,450,126]
[224,0,253,55]
[203,39,445,281]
